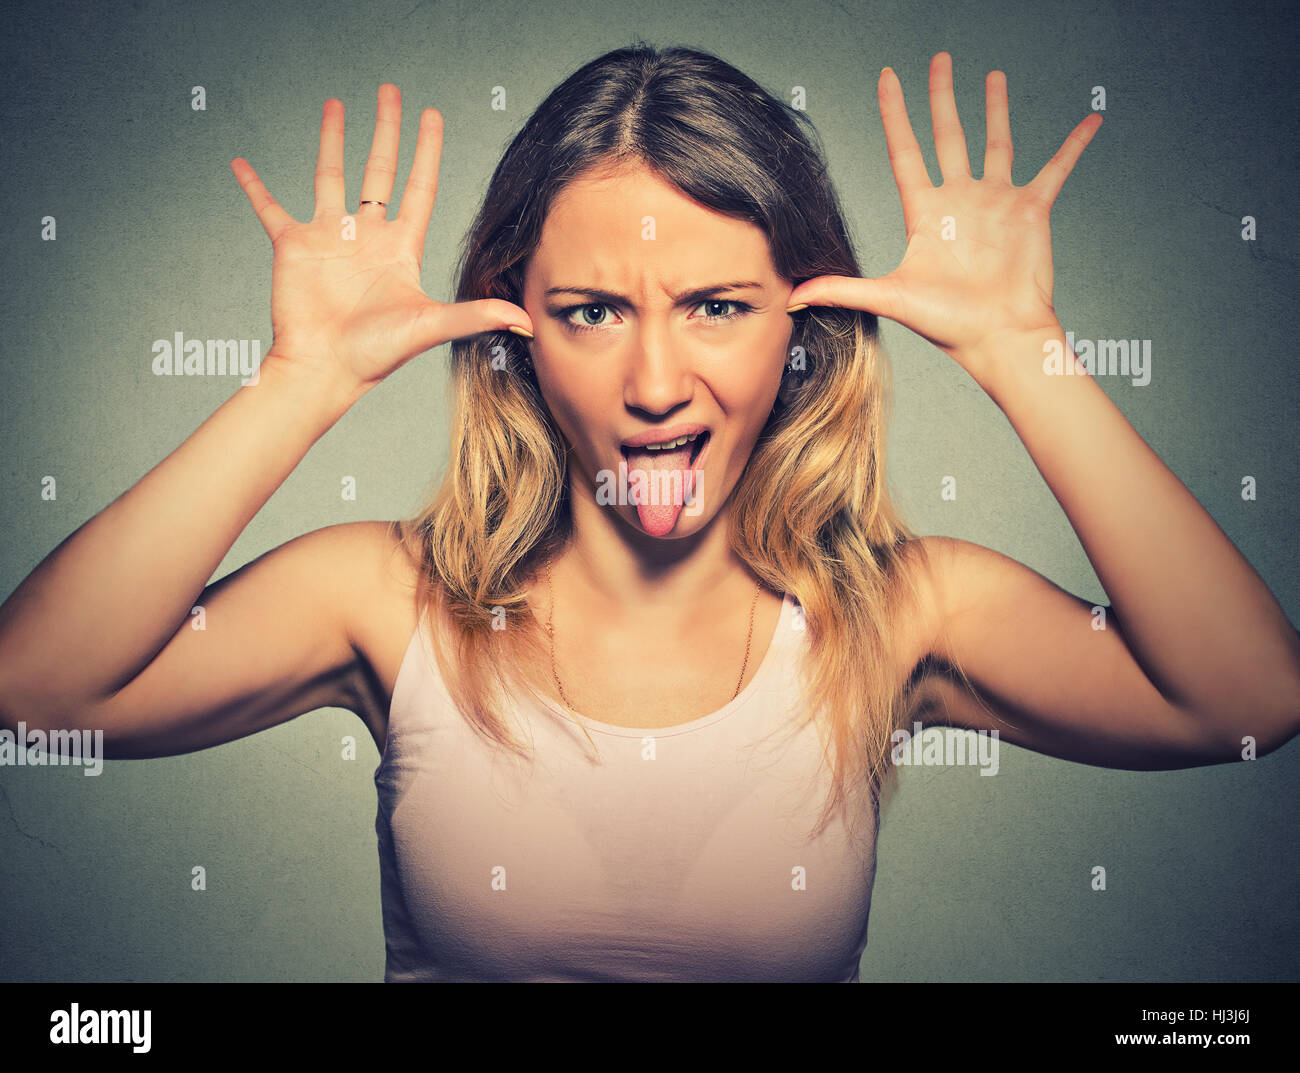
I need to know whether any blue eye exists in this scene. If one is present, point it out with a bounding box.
[695,299,751,322]
[558,299,754,334]
[563,303,616,332]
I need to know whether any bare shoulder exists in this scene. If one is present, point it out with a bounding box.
[892,535,952,670]
[319,520,423,743]
[892,533,1025,682]
[893,533,1089,733]
[902,533,1070,642]
[894,534,1023,659]
[327,518,422,614]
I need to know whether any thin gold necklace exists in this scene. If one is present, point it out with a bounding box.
[543,562,763,714]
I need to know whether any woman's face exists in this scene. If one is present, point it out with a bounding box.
[521,162,796,540]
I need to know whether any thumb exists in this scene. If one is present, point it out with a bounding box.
[786,274,904,322]
[410,298,535,351]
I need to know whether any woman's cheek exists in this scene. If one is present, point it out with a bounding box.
[714,335,787,412]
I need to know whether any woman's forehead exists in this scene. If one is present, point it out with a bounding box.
[529,170,776,290]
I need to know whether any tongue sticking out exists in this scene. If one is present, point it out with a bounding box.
[625,440,700,537]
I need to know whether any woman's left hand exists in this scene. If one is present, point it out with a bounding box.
[785,52,1101,380]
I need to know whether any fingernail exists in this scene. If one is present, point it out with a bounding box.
[507,325,534,339]
[785,304,808,313]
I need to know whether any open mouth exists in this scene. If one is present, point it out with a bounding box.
[620,430,710,466]
[687,432,708,466]
[618,431,711,536]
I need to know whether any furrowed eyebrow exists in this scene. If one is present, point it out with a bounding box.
[544,281,766,305]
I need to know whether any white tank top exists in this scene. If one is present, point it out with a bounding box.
[374,591,878,981]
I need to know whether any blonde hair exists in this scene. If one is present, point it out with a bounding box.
[394,42,952,839]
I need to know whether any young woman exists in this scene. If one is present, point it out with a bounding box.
[1,45,1297,982]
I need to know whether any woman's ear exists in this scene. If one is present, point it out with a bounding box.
[776,330,809,408]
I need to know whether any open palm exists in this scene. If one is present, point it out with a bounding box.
[231,85,533,396]
[787,53,1101,372]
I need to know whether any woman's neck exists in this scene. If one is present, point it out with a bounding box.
[550,486,759,623]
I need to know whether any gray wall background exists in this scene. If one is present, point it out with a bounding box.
[1,0,1296,981]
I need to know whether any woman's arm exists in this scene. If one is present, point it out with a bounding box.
[789,53,1300,765]
[0,84,531,751]
[906,522,1299,771]
[930,328,1300,761]
[0,357,359,728]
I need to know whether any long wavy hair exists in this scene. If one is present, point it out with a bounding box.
[393,41,956,840]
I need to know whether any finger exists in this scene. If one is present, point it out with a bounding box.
[1025,113,1102,209]
[784,274,905,323]
[983,70,1013,182]
[878,67,934,214]
[928,51,971,180]
[314,98,346,216]
[411,298,535,351]
[230,158,294,243]
[359,83,402,213]
[396,107,443,242]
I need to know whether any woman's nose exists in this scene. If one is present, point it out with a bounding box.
[622,334,695,415]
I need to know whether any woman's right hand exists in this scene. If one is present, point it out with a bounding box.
[231,84,533,400]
